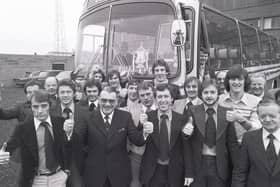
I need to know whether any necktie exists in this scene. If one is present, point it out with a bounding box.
[62,108,72,119]
[205,108,216,148]
[159,114,169,162]
[89,103,96,112]
[267,134,277,172]
[40,122,59,172]
[104,115,110,131]
[183,101,193,114]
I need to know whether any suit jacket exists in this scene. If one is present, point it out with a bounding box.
[73,109,146,187]
[140,110,193,187]
[0,101,32,122]
[6,116,70,187]
[186,104,239,181]
[231,129,280,187]
[78,99,99,112]
[173,97,203,114]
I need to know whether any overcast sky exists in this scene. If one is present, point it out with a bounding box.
[0,0,84,55]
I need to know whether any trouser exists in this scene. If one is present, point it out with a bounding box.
[129,152,143,187]
[32,170,68,187]
[149,164,169,187]
[191,155,228,187]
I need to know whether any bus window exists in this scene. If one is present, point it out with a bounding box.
[239,23,260,67]
[75,8,109,75]
[271,37,280,63]
[204,8,241,71]
[109,3,176,77]
[258,31,272,65]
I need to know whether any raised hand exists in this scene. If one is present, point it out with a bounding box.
[0,142,10,165]
[182,116,194,136]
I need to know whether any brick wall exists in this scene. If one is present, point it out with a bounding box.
[0,54,74,87]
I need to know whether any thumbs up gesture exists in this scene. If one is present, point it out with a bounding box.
[63,113,74,139]
[143,121,154,135]
[0,142,10,165]
[182,117,194,136]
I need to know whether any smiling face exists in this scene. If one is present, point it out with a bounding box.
[229,77,245,94]
[250,77,265,97]
[185,80,198,99]
[258,103,280,133]
[201,85,219,106]
[156,88,173,113]
[99,90,118,115]
[86,86,99,102]
[58,85,74,106]
[127,84,138,101]
[154,65,168,83]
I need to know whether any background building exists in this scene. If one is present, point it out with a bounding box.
[202,0,280,39]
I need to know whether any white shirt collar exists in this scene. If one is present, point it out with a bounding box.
[100,110,114,123]
[88,100,98,107]
[61,102,75,113]
[224,92,251,106]
[263,128,280,142]
[34,116,52,131]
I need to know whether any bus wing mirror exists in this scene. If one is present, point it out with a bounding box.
[171,19,187,47]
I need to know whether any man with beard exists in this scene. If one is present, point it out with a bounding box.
[44,76,59,107]
[186,79,239,187]
[51,79,88,187]
[219,65,261,143]
[79,79,101,112]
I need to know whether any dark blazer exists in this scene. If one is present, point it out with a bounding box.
[74,109,146,187]
[0,101,33,122]
[50,103,89,187]
[231,129,280,187]
[140,110,193,187]
[6,116,69,187]
[78,99,99,112]
[186,104,239,182]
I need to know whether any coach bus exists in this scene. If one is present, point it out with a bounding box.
[75,0,280,89]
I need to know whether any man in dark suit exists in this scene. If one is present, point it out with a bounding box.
[232,98,280,187]
[0,90,70,187]
[186,79,239,187]
[50,79,88,187]
[140,84,193,187]
[78,79,101,112]
[44,76,60,108]
[73,85,153,187]
[0,80,42,122]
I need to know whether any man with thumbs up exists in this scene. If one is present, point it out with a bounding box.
[140,84,193,187]
[2,90,71,187]
[186,79,239,187]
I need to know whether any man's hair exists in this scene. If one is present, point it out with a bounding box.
[250,73,266,83]
[83,79,102,95]
[31,89,50,104]
[224,65,251,92]
[57,79,76,93]
[155,84,174,99]
[184,76,201,96]
[92,69,105,82]
[257,98,280,113]
[101,85,118,95]
[200,79,218,94]
[24,80,42,94]
[127,79,139,88]
[151,59,170,75]
[44,76,58,86]
[107,70,121,81]
[137,81,154,93]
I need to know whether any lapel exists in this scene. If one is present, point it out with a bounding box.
[108,110,122,140]
[150,110,160,150]
[216,106,228,140]
[193,104,206,137]
[24,118,39,162]
[253,129,271,174]
[169,111,182,150]
[94,110,108,137]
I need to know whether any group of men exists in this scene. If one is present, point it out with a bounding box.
[0,60,279,187]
